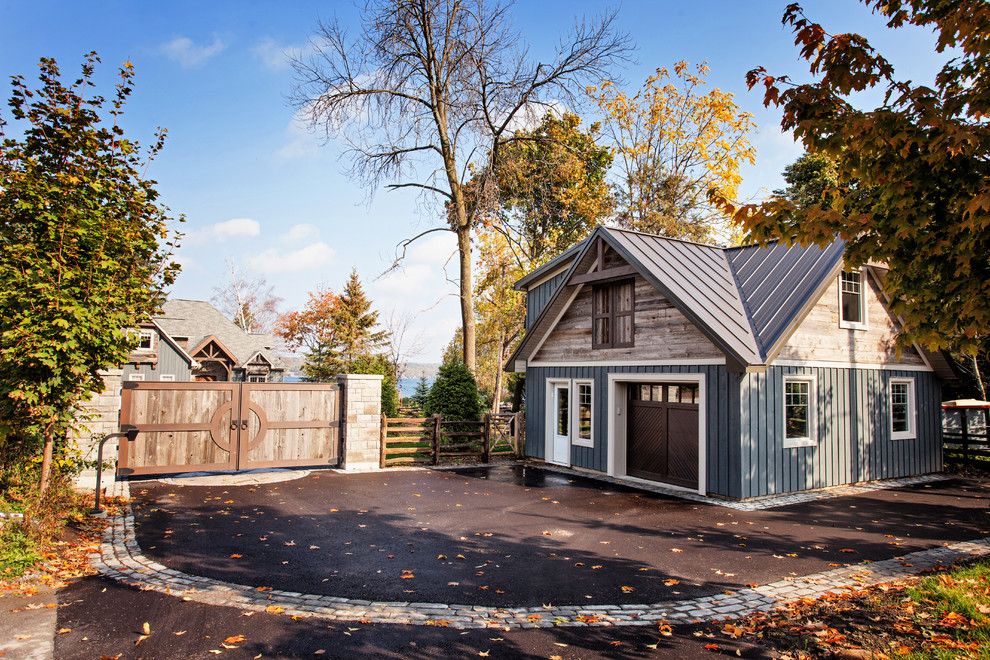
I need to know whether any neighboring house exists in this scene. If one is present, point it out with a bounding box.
[123,299,285,383]
[509,225,955,500]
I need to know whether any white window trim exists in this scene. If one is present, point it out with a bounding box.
[782,374,818,449]
[571,379,595,448]
[128,373,145,382]
[158,374,175,382]
[838,269,869,331]
[135,329,156,353]
[889,377,917,440]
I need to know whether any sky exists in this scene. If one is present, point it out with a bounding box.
[0,0,946,363]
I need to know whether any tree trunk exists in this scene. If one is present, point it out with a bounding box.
[38,427,55,496]
[457,225,476,371]
[491,336,505,414]
[972,354,987,400]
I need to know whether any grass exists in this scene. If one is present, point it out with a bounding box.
[0,524,40,578]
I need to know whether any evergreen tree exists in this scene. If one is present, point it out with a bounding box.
[336,269,388,366]
[425,359,482,422]
[350,353,399,417]
[412,376,430,412]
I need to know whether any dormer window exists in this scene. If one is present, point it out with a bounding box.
[839,270,867,330]
[592,280,635,349]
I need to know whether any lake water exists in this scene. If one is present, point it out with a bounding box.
[398,377,434,398]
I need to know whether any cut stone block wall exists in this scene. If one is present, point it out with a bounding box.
[338,374,384,471]
[72,369,123,463]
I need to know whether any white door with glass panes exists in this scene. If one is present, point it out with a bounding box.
[550,383,571,465]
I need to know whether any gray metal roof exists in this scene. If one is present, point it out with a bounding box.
[511,226,852,368]
[155,299,284,369]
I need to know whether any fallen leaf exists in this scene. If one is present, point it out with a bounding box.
[223,635,246,645]
[621,585,635,593]
[229,553,243,559]
[265,605,284,614]
[400,570,415,579]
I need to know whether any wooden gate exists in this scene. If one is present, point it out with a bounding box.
[118,382,342,476]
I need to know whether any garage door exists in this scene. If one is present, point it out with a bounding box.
[626,383,699,489]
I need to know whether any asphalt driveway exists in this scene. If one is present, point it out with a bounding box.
[130,466,990,608]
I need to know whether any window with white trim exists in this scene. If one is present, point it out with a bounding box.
[839,270,868,329]
[572,380,594,447]
[136,329,155,352]
[128,373,145,382]
[159,374,175,382]
[247,375,267,383]
[783,375,817,448]
[889,378,916,439]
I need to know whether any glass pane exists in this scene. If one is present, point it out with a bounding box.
[651,385,663,401]
[615,314,632,345]
[666,385,680,402]
[577,384,592,440]
[841,271,863,323]
[556,387,569,436]
[594,318,610,346]
[615,282,633,312]
[891,383,909,432]
[594,287,611,315]
[785,380,810,439]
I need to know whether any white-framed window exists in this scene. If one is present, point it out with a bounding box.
[159,374,175,382]
[247,375,267,383]
[572,379,594,448]
[839,270,868,330]
[782,375,817,448]
[889,378,917,440]
[135,329,155,352]
[128,373,145,382]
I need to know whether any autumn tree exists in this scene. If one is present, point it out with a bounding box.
[590,61,756,242]
[292,0,629,371]
[728,1,990,373]
[212,259,281,333]
[0,54,180,495]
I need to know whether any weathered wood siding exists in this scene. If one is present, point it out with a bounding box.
[525,364,742,498]
[777,274,925,365]
[739,366,941,498]
[525,271,569,330]
[122,333,192,381]
[532,275,724,363]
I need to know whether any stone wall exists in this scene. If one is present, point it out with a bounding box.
[338,374,384,471]
[72,369,123,463]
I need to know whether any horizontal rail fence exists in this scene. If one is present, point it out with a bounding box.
[942,407,990,466]
[380,412,522,468]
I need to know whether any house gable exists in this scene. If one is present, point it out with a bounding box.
[531,273,724,363]
[774,269,926,366]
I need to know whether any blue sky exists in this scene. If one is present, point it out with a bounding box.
[0,1,945,362]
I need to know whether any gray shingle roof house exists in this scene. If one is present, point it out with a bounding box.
[511,225,952,500]
[123,299,285,383]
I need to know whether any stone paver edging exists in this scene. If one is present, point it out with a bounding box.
[90,479,990,630]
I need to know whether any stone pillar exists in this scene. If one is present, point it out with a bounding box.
[338,374,384,471]
[72,369,123,462]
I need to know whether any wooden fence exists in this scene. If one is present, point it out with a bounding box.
[379,412,522,468]
[942,405,990,466]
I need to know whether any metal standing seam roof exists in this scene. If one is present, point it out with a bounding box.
[155,299,285,369]
[511,225,850,368]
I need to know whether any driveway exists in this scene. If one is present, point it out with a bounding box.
[128,465,990,609]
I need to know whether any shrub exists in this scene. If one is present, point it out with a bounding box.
[425,360,482,421]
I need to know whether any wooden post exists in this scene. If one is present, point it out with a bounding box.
[379,413,387,469]
[432,415,441,466]
[961,409,970,465]
[513,411,522,457]
[482,414,491,464]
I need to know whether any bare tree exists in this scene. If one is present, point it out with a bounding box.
[382,309,427,383]
[212,259,282,333]
[292,0,630,370]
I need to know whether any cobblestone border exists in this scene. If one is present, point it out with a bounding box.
[91,478,990,629]
[527,462,950,511]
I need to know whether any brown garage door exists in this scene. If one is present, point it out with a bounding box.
[118,381,342,476]
[626,383,699,489]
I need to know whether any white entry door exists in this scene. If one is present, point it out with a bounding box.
[550,383,571,465]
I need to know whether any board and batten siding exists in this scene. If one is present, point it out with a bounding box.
[525,364,743,498]
[739,366,941,498]
[532,275,724,363]
[525,271,569,330]
[122,335,192,382]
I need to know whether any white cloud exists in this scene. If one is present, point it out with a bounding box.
[185,218,261,245]
[253,37,305,72]
[248,242,336,274]
[159,35,227,68]
[370,231,458,309]
[283,223,320,241]
[275,109,320,160]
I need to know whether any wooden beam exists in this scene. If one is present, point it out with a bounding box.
[569,265,637,286]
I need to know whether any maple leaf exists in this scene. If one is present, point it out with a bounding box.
[265,605,284,614]
[229,553,242,559]
[223,634,246,645]
[664,579,680,586]
[400,570,416,579]
[621,585,635,593]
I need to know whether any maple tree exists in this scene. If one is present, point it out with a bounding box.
[590,61,755,241]
[292,0,629,371]
[0,54,180,496]
[725,0,990,356]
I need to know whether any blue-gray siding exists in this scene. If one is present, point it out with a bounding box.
[525,365,941,500]
[122,338,192,381]
[525,271,568,330]
[739,366,941,498]
[525,364,742,498]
